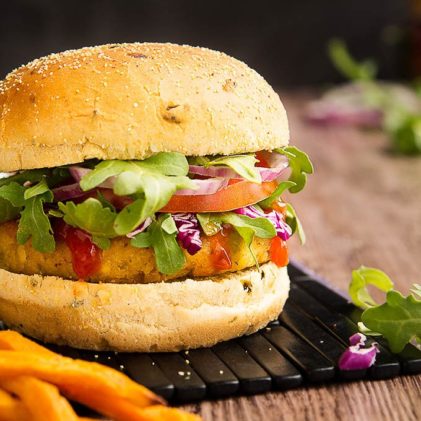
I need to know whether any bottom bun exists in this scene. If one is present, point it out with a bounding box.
[0,262,289,352]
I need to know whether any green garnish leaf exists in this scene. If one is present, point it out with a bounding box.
[328,38,377,81]
[17,190,55,253]
[79,153,195,235]
[259,181,296,209]
[0,182,26,207]
[58,198,118,243]
[197,212,276,267]
[285,203,306,245]
[24,178,50,200]
[275,146,314,193]
[361,290,421,353]
[0,198,21,224]
[92,236,111,250]
[411,284,421,299]
[190,154,261,183]
[130,232,151,248]
[131,214,185,275]
[349,266,394,309]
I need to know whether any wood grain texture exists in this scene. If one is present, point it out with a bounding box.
[181,91,421,421]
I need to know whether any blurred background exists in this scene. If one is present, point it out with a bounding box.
[0,0,418,86]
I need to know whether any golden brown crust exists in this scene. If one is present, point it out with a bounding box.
[0,262,289,352]
[0,221,271,283]
[0,43,289,172]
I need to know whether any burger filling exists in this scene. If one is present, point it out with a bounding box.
[0,147,312,282]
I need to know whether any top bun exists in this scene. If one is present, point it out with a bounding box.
[0,43,289,171]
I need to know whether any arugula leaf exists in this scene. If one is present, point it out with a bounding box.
[275,146,313,193]
[130,232,151,248]
[79,153,196,235]
[285,203,306,245]
[59,198,118,243]
[259,181,296,209]
[349,266,394,309]
[0,198,21,224]
[328,38,377,81]
[411,284,421,299]
[361,290,421,353]
[131,214,185,274]
[135,152,189,176]
[24,178,50,200]
[17,188,55,253]
[197,212,276,266]
[190,154,261,183]
[0,182,26,207]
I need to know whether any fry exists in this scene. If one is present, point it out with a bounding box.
[139,405,202,420]
[0,376,78,421]
[0,388,31,421]
[0,352,164,420]
[0,331,55,356]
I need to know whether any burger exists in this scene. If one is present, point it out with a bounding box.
[0,43,312,351]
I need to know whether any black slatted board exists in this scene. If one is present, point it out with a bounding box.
[9,261,421,403]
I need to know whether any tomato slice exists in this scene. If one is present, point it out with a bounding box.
[270,236,289,267]
[160,180,278,213]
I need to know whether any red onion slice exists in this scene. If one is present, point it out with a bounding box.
[338,333,379,371]
[69,166,91,182]
[52,183,86,202]
[174,178,229,196]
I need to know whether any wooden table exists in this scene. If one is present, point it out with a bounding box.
[182,92,421,420]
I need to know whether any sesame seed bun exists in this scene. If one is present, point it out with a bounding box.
[0,262,289,352]
[0,43,289,172]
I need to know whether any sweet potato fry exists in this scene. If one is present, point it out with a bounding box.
[139,405,202,420]
[0,331,55,356]
[0,351,164,420]
[0,376,78,421]
[0,388,31,421]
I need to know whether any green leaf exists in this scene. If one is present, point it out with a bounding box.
[0,182,26,207]
[58,198,118,239]
[285,203,306,245]
[349,266,394,309]
[259,181,296,209]
[275,146,313,193]
[0,169,48,188]
[79,161,135,191]
[148,214,185,274]
[328,38,377,81]
[92,236,111,250]
[135,152,189,176]
[0,197,21,224]
[362,290,421,353]
[24,178,51,200]
[80,155,195,235]
[197,212,276,267]
[130,232,151,248]
[196,213,222,236]
[190,154,261,183]
[17,191,55,253]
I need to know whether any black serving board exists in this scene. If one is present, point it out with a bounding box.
[13,261,421,403]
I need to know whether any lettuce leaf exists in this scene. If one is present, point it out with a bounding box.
[285,203,306,245]
[189,154,261,183]
[131,214,185,274]
[361,290,421,353]
[58,198,118,249]
[79,153,196,235]
[275,146,313,193]
[349,266,421,353]
[16,182,55,253]
[197,212,276,267]
[349,266,394,309]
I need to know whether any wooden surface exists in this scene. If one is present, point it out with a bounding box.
[182,92,421,421]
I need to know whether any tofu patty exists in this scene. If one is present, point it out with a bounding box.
[0,221,272,283]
